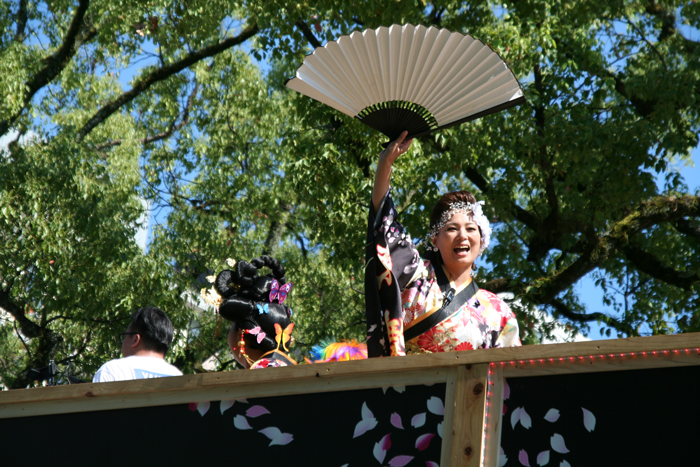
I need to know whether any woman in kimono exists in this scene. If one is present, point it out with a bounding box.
[365,131,521,357]
[215,255,296,369]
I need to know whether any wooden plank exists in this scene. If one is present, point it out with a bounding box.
[502,349,700,378]
[0,367,449,419]
[440,367,459,465]
[483,364,504,467]
[448,364,488,467]
[1,333,698,407]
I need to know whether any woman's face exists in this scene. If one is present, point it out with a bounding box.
[432,211,481,278]
[228,323,251,369]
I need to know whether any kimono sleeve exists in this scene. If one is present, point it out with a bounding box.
[495,301,522,348]
[365,189,423,357]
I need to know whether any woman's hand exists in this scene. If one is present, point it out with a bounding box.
[379,131,413,165]
[372,131,413,212]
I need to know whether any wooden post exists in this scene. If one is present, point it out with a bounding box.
[442,363,489,467]
[483,364,504,467]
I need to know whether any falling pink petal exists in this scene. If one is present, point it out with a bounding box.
[504,379,510,400]
[196,401,210,416]
[560,461,571,467]
[520,407,532,429]
[233,415,252,430]
[415,433,436,451]
[544,409,560,423]
[380,433,392,450]
[424,382,434,387]
[373,434,391,464]
[510,407,521,429]
[518,449,530,467]
[582,407,596,432]
[393,385,406,393]
[258,427,294,446]
[550,434,569,454]
[362,402,374,420]
[426,462,439,467]
[238,398,248,403]
[503,403,508,415]
[353,417,378,438]
[437,421,443,438]
[391,413,404,429]
[388,455,414,467]
[220,399,235,414]
[411,413,426,428]
[536,450,550,466]
[427,396,444,415]
[500,448,508,467]
[188,402,197,412]
[247,405,271,418]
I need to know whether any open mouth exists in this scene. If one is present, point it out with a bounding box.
[453,245,470,254]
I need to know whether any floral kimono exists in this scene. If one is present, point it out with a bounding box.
[250,350,297,369]
[365,190,521,357]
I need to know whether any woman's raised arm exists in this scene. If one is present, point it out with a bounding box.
[371,130,413,212]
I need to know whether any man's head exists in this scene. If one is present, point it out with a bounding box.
[121,307,175,358]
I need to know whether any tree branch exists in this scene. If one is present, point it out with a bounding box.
[0,0,95,137]
[262,204,292,257]
[426,137,542,230]
[0,290,42,339]
[94,80,200,150]
[295,20,322,49]
[529,195,700,303]
[555,38,657,117]
[77,22,259,140]
[14,0,28,42]
[674,218,700,240]
[529,62,561,261]
[549,299,631,334]
[624,13,668,71]
[622,244,699,290]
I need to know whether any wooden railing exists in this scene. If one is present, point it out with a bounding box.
[1,332,698,466]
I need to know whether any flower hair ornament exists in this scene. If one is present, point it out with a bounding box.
[425,200,492,255]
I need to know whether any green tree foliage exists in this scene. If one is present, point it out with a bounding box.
[1,0,699,386]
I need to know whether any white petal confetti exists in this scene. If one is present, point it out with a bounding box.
[520,407,532,429]
[582,407,596,432]
[258,427,293,446]
[361,402,374,420]
[544,409,560,423]
[427,396,445,415]
[411,413,426,428]
[511,407,522,429]
[550,434,569,454]
[196,401,210,416]
[220,399,235,414]
[233,415,252,430]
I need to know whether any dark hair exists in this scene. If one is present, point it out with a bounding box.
[215,255,292,353]
[428,190,480,271]
[129,307,175,355]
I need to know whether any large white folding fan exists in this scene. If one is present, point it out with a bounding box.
[286,24,526,141]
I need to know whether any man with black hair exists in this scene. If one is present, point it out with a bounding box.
[93,307,183,382]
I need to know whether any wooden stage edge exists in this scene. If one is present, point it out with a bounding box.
[0,332,699,420]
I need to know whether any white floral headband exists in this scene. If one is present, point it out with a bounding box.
[426,201,491,255]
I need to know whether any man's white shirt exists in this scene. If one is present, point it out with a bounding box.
[93,356,182,382]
